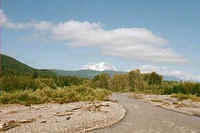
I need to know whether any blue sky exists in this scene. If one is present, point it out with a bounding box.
[1,0,200,80]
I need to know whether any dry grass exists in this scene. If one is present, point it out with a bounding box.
[190,97,200,102]
[171,94,191,101]
[151,99,163,103]
[130,93,144,99]
[0,86,111,105]
[171,93,200,102]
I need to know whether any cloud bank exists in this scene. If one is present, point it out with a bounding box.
[139,65,200,81]
[0,10,7,26]
[81,63,200,81]
[0,9,187,64]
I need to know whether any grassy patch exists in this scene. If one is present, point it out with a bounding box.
[151,99,163,103]
[171,93,200,102]
[130,93,144,99]
[190,96,200,102]
[0,86,111,105]
[171,93,191,101]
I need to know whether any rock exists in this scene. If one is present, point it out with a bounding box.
[31,106,40,110]
[66,116,71,120]
[6,110,18,114]
[18,118,36,124]
[81,104,103,112]
[131,94,144,99]
[38,115,42,118]
[40,120,47,123]
[54,112,73,117]
[162,102,170,106]
[0,123,4,129]
[108,99,118,103]
[165,97,178,104]
[175,103,185,108]
[0,120,20,131]
[193,112,200,117]
[192,102,200,108]
[71,107,81,111]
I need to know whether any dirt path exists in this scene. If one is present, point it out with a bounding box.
[93,93,200,133]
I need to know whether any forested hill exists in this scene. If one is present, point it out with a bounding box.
[0,54,123,78]
[0,54,124,77]
[52,69,125,78]
[1,54,34,75]
[0,54,183,81]
[1,54,55,77]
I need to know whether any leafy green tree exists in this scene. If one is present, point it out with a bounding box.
[128,69,144,91]
[91,73,111,89]
[110,74,130,91]
[32,71,39,79]
[143,72,163,85]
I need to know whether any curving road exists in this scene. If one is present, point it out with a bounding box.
[93,93,200,133]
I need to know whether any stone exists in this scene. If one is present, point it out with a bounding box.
[0,120,20,131]
[40,120,47,123]
[66,116,71,120]
[54,112,73,117]
[18,118,36,124]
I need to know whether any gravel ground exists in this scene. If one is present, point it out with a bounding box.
[0,101,126,133]
[130,93,200,117]
[93,93,200,133]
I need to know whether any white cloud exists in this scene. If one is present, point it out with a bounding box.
[0,10,7,26]
[0,10,53,30]
[49,21,187,64]
[1,10,187,64]
[49,20,187,63]
[0,9,31,29]
[33,21,53,31]
[139,65,200,81]
[81,62,117,71]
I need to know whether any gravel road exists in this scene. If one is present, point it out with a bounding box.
[93,93,200,133]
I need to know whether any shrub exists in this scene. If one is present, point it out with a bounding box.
[171,93,191,101]
[91,73,111,89]
[0,76,43,91]
[0,90,43,105]
[0,86,111,105]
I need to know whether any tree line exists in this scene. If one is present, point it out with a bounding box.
[0,69,200,97]
[89,69,200,96]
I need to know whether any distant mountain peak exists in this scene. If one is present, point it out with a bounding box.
[81,62,117,71]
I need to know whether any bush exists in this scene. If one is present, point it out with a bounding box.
[109,74,130,92]
[0,86,111,105]
[0,75,87,92]
[0,76,42,92]
[171,93,191,101]
[0,90,43,105]
[171,93,200,102]
[91,73,111,89]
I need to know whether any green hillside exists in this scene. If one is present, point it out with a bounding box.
[0,54,123,78]
[1,54,55,77]
[0,54,182,81]
[52,69,125,78]
[1,54,34,75]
